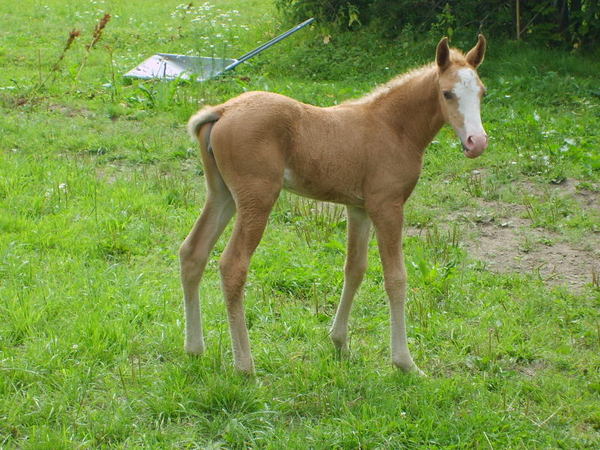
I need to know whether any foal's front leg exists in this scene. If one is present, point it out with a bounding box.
[330,206,371,352]
[370,204,423,375]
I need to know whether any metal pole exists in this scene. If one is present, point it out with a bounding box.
[223,18,315,72]
[516,0,521,40]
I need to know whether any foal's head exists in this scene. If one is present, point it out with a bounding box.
[436,35,488,158]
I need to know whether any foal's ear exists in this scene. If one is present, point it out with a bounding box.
[466,34,486,68]
[436,37,450,71]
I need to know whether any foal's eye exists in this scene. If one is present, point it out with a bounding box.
[443,91,454,100]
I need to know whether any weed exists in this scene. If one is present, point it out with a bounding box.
[592,267,600,291]
[463,170,485,197]
[76,13,112,80]
[277,194,345,248]
[31,29,81,96]
[523,193,574,230]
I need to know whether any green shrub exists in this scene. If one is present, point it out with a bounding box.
[276,0,600,48]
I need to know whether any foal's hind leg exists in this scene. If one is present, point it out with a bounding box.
[330,206,371,352]
[219,183,281,373]
[180,189,234,354]
[180,124,235,355]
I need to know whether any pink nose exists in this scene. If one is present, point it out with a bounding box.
[464,134,488,158]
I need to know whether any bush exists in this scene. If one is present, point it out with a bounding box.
[275,0,600,49]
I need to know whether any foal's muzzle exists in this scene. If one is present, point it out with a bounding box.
[462,133,488,158]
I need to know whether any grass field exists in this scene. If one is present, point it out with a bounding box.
[1,0,599,447]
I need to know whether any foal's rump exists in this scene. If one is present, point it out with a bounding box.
[206,92,299,192]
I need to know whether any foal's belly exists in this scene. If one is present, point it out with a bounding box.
[282,166,364,206]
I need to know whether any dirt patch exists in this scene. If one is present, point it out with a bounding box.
[460,179,600,292]
[464,220,599,291]
[513,359,549,377]
[48,103,94,118]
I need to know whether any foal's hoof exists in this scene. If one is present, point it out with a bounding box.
[393,360,426,376]
[331,339,349,356]
[184,342,205,356]
[409,366,427,377]
[234,360,255,376]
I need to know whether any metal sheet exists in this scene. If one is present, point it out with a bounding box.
[124,18,315,82]
[124,53,236,81]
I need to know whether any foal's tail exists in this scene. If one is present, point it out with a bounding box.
[187,105,222,145]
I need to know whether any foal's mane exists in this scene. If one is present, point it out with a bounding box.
[347,49,468,106]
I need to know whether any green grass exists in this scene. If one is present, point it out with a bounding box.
[1,0,599,447]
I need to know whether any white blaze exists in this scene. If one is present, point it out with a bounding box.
[453,68,484,139]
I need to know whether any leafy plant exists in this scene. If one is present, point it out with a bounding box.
[276,0,600,47]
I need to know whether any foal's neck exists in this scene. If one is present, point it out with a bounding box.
[368,65,445,153]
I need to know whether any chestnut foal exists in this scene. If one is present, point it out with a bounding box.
[180,36,488,374]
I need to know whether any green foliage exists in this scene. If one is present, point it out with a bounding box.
[275,0,370,28]
[276,0,600,48]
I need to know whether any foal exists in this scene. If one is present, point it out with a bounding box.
[180,36,488,374]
